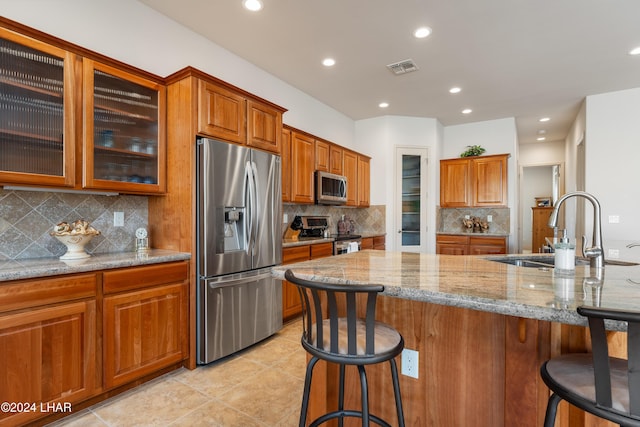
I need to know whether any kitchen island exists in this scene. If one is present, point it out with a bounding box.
[273,250,639,427]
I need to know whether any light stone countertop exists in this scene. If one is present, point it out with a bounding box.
[272,250,640,330]
[0,249,191,282]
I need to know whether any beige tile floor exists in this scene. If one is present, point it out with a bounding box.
[47,320,306,427]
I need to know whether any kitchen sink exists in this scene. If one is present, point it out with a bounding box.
[485,256,639,268]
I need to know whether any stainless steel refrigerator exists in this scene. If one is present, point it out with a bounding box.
[196,137,282,364]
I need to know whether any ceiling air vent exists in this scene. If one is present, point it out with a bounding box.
[386,59,419,75]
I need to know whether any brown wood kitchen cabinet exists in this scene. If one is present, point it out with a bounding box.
[357,154,371,207]
[343,149,358,206]
[0,273,98,427]
[440,154,509,207]
[282,242,334,321]
[532,206,554,253]
[281,127,292,202]
[290,129,316,204]
[103,261,189,389]
[373,235,386,250]
[436,234,507,255]
[315,139,330,172]
[0,19,167,195]
[198,79,282,154]
[329,144,343,175]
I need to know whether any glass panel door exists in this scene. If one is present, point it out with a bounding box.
[396,147,428,252]
[0,29,75,186]
[84,60,165,193]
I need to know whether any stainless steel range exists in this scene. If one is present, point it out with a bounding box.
[290,215,361,255]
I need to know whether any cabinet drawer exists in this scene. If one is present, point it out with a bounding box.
[469,236,506,246]
[103,261,189,294]
[283,245,311,264]
[0,273,97,314]
[311,242,334,259]
[436,234,470,245]
[373,235,385,250]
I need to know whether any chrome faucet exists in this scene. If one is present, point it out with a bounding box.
[547,191,604,270]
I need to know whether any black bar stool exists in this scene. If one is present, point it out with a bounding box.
[540,305,640,427]
[284,269,405,427]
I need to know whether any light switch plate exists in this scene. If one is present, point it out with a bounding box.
[609,215,620,224]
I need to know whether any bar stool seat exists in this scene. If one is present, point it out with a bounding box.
[284,269,405,427]
[540,305,640,427]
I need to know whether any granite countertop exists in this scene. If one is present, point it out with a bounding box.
[437,231,510,237]
[0,249,191,282]
[272,251,640,329]
[283,232,385,248]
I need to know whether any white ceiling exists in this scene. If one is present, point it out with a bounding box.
[140,0,640,144]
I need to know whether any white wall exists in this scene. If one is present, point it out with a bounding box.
[355,116,442,252]
[0,0,356,147]
[584,87,640,261]
[442,118,519,249]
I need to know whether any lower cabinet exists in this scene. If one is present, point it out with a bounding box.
[436,234,507,255]
[103,262,189,389]
[282,242,333,321]
[0,260,189,426]
[362,235,386,251]
[0,275,98,427]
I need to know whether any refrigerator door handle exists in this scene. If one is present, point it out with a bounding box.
[244,161,254,255]
[245,160,257,255]
[251,161,259,250]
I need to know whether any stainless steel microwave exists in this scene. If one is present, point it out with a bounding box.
[315,171,347,205]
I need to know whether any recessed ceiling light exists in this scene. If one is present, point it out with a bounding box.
[629,46,640,55]
[449,87,461,94]
[322,58,336,67]
[379,102,389,108]
[414,26,432,39]
[242,0,263,11]
[539,117,550,122]
[537,136,546,141]
[462,108,472,114]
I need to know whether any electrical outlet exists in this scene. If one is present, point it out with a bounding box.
[283,213,288,223]
[609,215,620,224]
[608,248,620,259]
[114,211,124,227]
[401,349,419,378]
[464,215,470,220]
[487,215,493,222]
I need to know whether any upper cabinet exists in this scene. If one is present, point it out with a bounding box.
[357,154,370,207]
[329,144,343,175]
[315,139,330,172]
[290,130,315,204]
[343,149,358,206]
[197,79,283,154]
[440,154,509,207]
[83,60,166,194]
[0,26,79,188]
[0,21,167,194]
[281,127,292,203]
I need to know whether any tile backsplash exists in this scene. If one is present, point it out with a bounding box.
[437,207,510,234]
[0,189,148,260]
[283,204,385,236]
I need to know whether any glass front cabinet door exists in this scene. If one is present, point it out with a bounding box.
[83,59,166,193]
[0,27,78,187]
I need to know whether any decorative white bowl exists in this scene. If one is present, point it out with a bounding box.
[53,234,96,260]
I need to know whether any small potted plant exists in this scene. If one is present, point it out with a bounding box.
[460,145,486,157]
